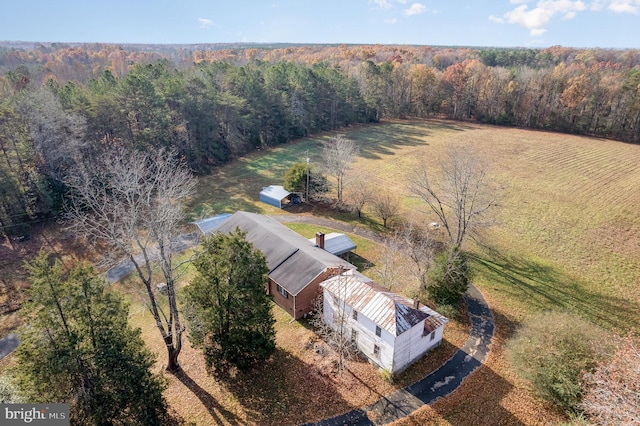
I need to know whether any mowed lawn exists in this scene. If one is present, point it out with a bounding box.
[178,118,640,424]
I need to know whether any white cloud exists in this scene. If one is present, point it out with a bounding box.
[608,0,640,13]
[198,18,213,29]
[490,0,591,36]
[370,0,394,8]
[385,18,398,24]
[404,2,427,15]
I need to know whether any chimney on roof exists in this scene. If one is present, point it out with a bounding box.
[315,232,325,249]
[413,299,420,309]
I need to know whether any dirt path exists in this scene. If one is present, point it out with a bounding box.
[273,215,386,244]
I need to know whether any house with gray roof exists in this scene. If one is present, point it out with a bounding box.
[321,270,448,373]
[215,211,355,319]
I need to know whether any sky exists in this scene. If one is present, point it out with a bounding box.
[0,0,638,48]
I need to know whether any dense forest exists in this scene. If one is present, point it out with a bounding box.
[0,42,639,238]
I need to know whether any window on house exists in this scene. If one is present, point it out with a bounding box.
[352,310,358,321]
[373,344,380,356]
[351,329,358,343]
[430,331,436,341]
[276,284,289,299]
[375,325,381,337]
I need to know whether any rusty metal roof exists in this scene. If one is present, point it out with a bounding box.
[321,271,448,336]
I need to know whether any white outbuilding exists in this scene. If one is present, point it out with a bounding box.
[320,271,448,374]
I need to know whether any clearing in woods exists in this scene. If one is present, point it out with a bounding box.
[3,119,639,425]
[186,119,640,424]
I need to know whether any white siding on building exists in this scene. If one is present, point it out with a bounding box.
[321,273,448,373]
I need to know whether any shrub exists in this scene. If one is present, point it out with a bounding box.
[425,248,469,305]
[506,311,610,414]
[435,303,459,320]
[283,162,328,200]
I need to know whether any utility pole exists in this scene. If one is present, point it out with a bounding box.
[306,150,310,203]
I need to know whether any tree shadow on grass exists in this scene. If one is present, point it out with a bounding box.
[218,348,353,426]
[470,251,640,331]
[174,369,242,425]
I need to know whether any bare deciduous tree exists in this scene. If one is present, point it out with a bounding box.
[374,234,404,291]
[311,271,357,375]
[347,170,373,218]
[65,147,196,372]
[580,333,640,425]
[411,146,495,249]
[17,87,89,182]
[322,135,358,205]
[372,190,401,228]
[398,220,435,290]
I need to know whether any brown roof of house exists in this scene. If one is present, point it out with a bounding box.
[215,211,355,295]
[321,271,448,336]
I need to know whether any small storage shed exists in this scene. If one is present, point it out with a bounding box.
[260,185,292,209]
[309,232,357,256]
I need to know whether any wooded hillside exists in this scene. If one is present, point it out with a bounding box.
[1,43,639,238]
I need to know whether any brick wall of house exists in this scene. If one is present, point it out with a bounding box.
[268,279,295,317]
[269,267,344,320]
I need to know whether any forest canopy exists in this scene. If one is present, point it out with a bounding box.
[1,42,639,238]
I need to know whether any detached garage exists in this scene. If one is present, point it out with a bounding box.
[260,185,293,209]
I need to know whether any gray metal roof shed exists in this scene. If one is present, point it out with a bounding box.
[309,232,357,256]
[260,185,291,209]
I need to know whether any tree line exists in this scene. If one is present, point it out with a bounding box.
[0,59,373,238]
[1,44,640,238]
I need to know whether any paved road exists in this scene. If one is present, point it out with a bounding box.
[0,333,19,359]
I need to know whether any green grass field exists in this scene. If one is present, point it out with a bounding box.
[188,119,640,333]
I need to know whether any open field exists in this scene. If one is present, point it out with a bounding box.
[191,119,640,332]
[183,118,640,424]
